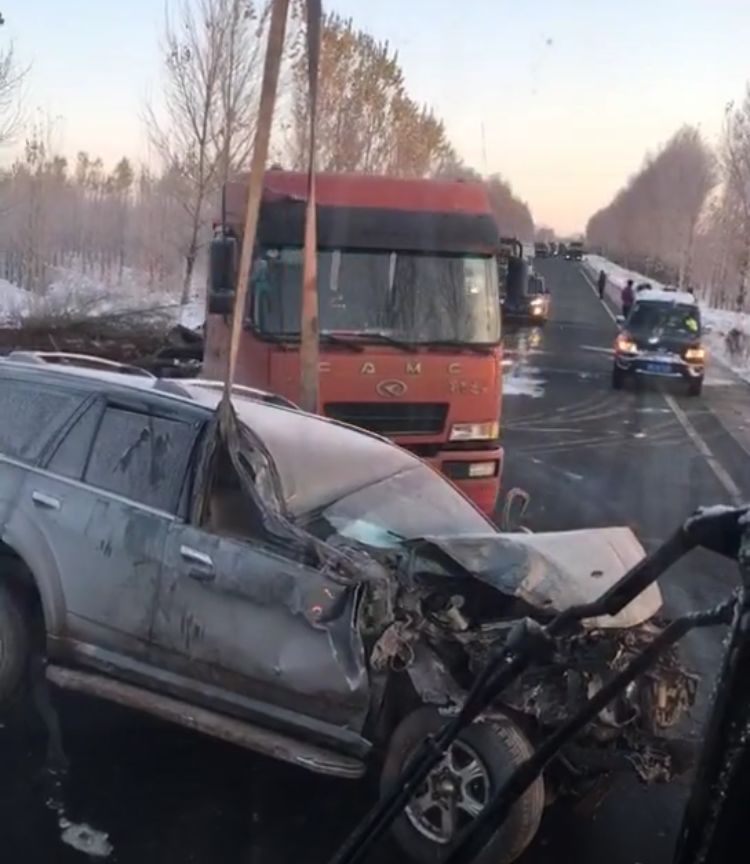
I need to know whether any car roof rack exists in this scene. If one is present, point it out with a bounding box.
[4,351,156,379]
[189,378,299,410]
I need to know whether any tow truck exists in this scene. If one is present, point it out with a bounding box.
[202,170,505,514]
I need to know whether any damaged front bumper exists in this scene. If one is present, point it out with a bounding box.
[382,526,699,787]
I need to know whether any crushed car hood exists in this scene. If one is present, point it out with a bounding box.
[420,527,662,629]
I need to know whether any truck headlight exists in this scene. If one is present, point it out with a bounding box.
[449,421,499,442]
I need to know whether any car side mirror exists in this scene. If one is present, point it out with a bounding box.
[207,234,238,315]
[616,315,625,326]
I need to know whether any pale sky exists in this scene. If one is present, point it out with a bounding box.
[4,0,750,233]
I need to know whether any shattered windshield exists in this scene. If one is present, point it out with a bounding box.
[302,464,493,548]
[250,248,500,344]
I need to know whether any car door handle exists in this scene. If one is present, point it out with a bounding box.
[31,491,61,510]
[187,567,215,583]
[180,545,215,582]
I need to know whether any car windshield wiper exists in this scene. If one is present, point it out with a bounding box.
[421,339,497,355]
[320,333,365,352]
[357,332,416,352]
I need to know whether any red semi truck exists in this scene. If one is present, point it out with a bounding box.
[203,170,504,514]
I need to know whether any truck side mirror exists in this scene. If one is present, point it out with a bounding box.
[207,234,238,315]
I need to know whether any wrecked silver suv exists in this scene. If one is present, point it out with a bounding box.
[0,353,695,864]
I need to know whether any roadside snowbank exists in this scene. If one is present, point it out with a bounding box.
[583,255,750,384]
[0,268,205,331]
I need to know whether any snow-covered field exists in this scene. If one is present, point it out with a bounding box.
[584,254,750,384]
[0,268,205,330]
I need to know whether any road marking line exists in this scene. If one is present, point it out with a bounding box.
[579,266,617,322]
[580,261,744,504]
[663,394,743,504]
[580,344,614,354]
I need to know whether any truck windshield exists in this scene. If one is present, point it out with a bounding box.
[250,248,500,345]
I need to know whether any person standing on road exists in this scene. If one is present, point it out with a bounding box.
[622,279,635,319]
[597,269,607,300]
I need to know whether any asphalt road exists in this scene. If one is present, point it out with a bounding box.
[2,258,749,864]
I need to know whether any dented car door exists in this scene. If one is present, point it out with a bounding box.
[152,520,371,737]
[27,397,202,660]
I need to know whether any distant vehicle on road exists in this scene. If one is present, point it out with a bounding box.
[499,240,550,324]
[534,241,549,258]
[557,242,567,258]
[566,241,584,261]
[612,288,705,396]
[503,269,550,324]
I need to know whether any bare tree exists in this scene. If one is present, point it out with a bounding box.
[0,33,28,146]
[586,126,715,288]
[290,13,456,177]
[435,162,536,241]
[146,0,268,304]
[720,91,750,310]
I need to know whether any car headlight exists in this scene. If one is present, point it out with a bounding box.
[449,421,500,441]
[685,346,706,362]
[615,335,637,353]
[529,298,544,314]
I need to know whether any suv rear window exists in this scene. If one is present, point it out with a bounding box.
[0,379,83,462]
[84,407,199,514]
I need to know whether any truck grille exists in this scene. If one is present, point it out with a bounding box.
[324,402,448,436]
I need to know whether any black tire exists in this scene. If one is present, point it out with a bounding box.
[0,581,30,709]
[611,365,625,390]
[687,378,703,397]
[381,708,544,864]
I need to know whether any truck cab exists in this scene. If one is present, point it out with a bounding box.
[567,240,585,261]
[498,237,549,324]
[202,171,504,515]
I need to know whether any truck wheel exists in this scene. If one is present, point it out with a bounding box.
[0,581,30,709]
[687,378,703,397]
[612,366,625,390]
[381,708,544,864]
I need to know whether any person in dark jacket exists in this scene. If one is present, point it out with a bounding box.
[622,279,635,318]
[597,269,607,300]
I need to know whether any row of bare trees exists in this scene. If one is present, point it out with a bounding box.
[0,1,535,311]
[0,132,187,297]
[587,93,750,311]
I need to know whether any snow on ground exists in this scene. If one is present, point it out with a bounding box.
[584,254,750,385]
[502,359,545,397]
[0,267,206,330]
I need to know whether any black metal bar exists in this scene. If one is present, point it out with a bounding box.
[328,506,747,864]
[445,597,736,864]
[673,532,750,864]
[545,528,691,635]
[328,622,547,864]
